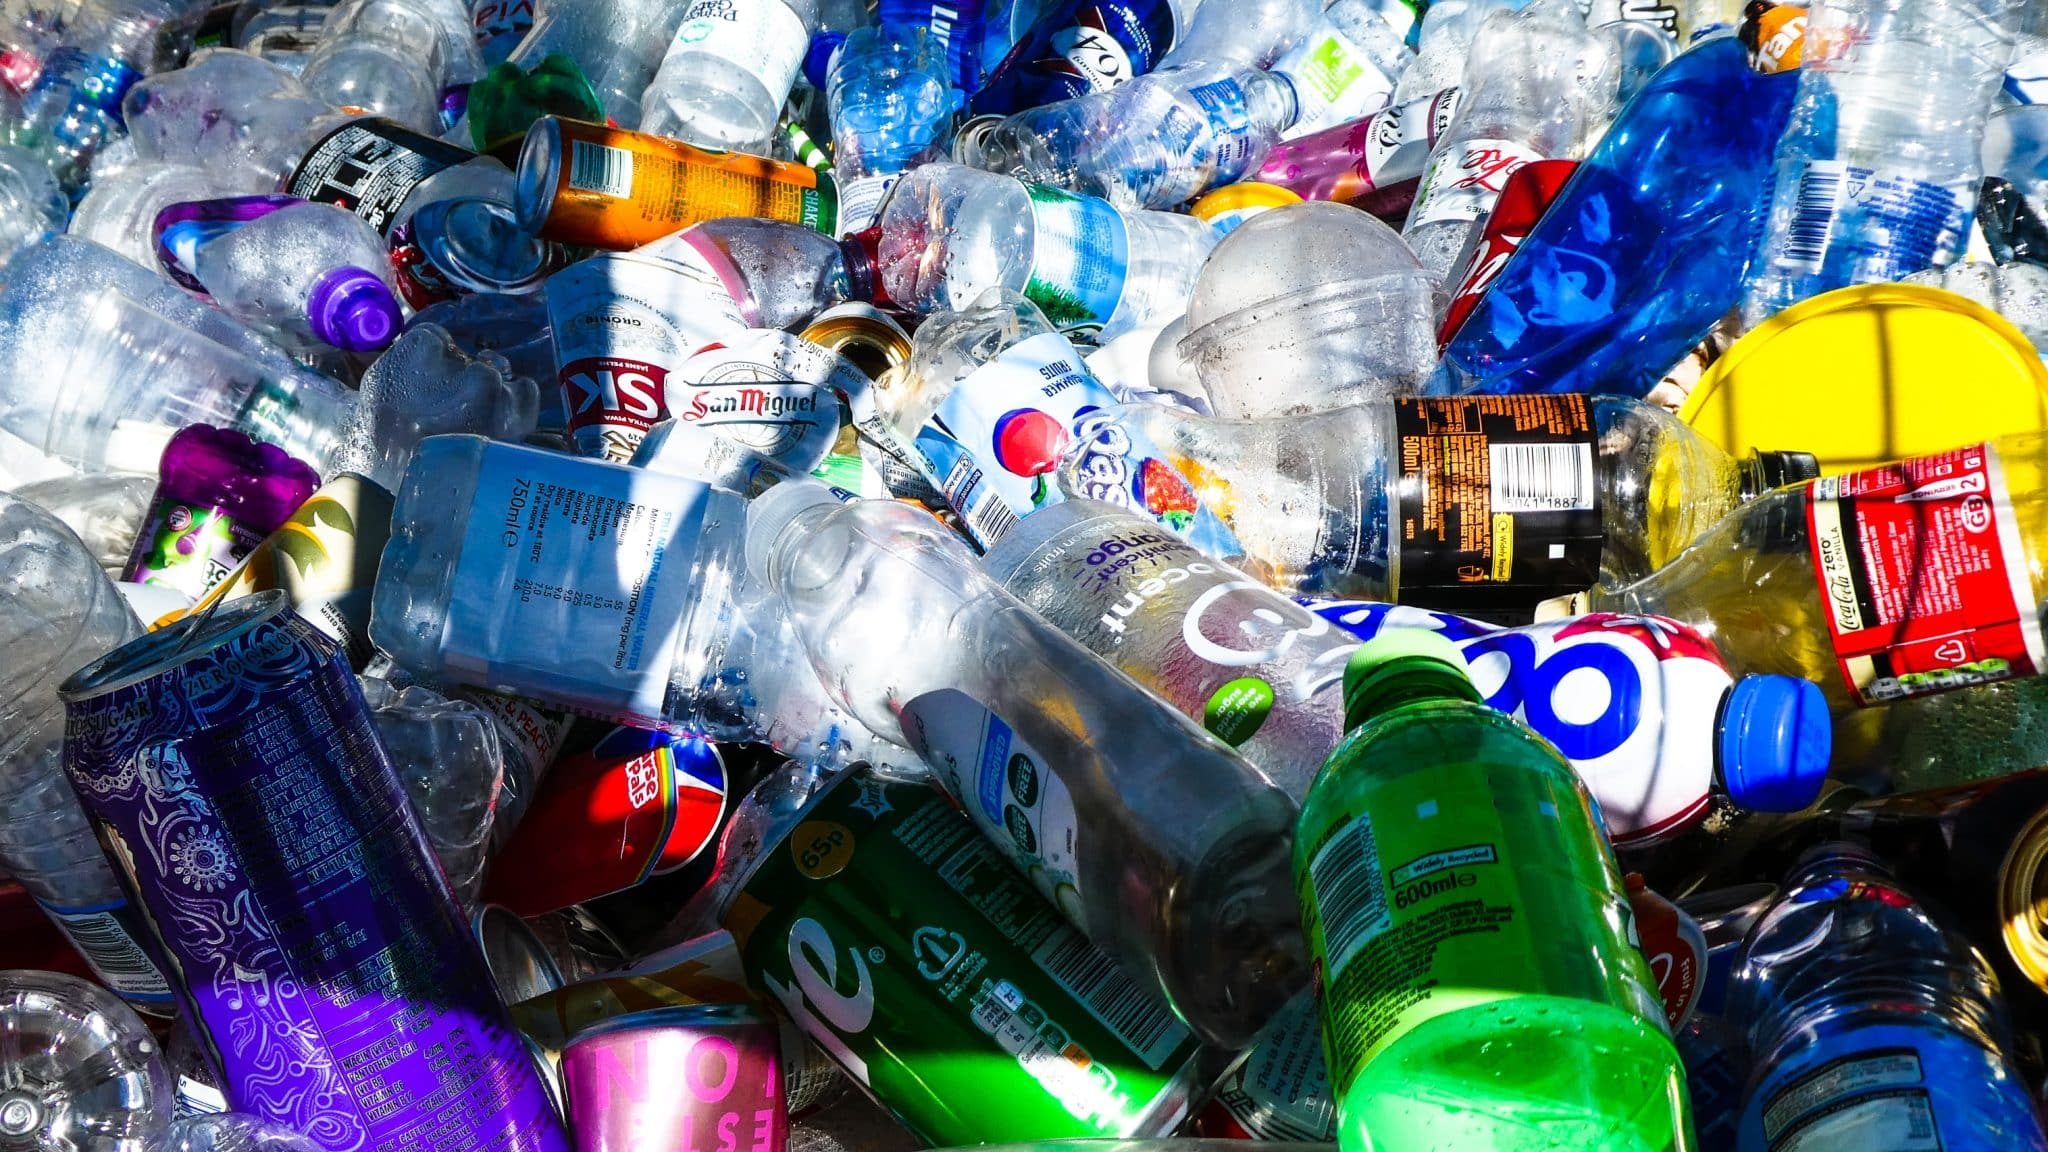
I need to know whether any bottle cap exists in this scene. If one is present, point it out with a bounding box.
[1737,449,1821,498]
[1717,675,1830,813]
[307,266,402,353]
[803,31,846,91]
[744,478,846,586]
[1341,629,1481,730]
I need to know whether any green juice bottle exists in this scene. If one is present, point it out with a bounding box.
[1292,630,1695,1152]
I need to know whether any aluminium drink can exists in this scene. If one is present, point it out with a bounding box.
[58,591,570,1152]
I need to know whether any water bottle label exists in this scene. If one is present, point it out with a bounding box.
[1392,395,1603,613]
[1275,29,1397,137]
[546,250,749,464]
[728,768,1198,1146]
[1184,79,1259,186]
[1193,993,1335,1141]
[1743,1026,2044,1152]
[34,898,175,1006]
[1305,603,1731,845]
[284,119,475,238]
[900,689,1087,918]
[834,173,898,237]
[1023,185,1131,333]
[1408,137,1546,229]
[666,0,811,114]
[1772,160,1972,281]
[1806,442,2046,706]
[445,444,716,724]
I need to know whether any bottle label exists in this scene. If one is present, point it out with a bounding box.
[546,250,748,463]
[1392,395,1604,612]
[918,330,1109,545]
[724,768,1198,1146]
[900,689,1087,920]
[1184,78,1259,186]
[33,898,175,1006]
[284,119,475,238]
[1772,160,1973,280]
[1744,1026,2047,1152]
[666,0,811,111]
[470,0,536,60]
[833,173,898,237]
[665,331,856,477]
[1305,603,1733,846]
[1407,137,1544,229]
[444,444,716,723]
[1024,185,1131,333]
[1194,992,1335,1141]
[969,0,1178,115]
[1253,86,1461,210]
[1805,443,2046,706]
[128,502,264,600]
[1276,29,1397,137]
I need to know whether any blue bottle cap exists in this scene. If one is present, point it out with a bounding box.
[804,31,848,91]
[306,266,402,353]
[1718,675,1830,812]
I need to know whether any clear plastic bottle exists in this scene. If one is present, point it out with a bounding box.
[7,0,199,190]
[1730,847,2048,1152]
[1294,631,1688,1152]
[0,495,176,1016]
[874,164,1215,338]
[1400,0,1617,279]
[0,970,172,1151]
[117,48,335,188]
[956,63,1299,210]
[639,0,820,154]
[160,1113,324,1152]
[1390,0,1518,104]
[823,22,958,236]
[744,477,1306,1048]
[296,0,452,133]
[1153,0,1318,73]
[188,200,404,354]
[1056,393,1817,604]
[1739,0,2024,325]
[1269,0,1415,138]
[0,140,65,263]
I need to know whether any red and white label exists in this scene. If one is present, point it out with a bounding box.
[1408,137,1544,229]
[1806,443,2045,706]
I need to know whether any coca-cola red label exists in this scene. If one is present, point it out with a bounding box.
[1806,442,2046,705]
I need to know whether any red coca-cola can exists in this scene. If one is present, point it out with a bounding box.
[1437,159,1579,347]
[483,726,734,917]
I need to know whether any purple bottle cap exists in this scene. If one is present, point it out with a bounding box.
[308,266,404,353]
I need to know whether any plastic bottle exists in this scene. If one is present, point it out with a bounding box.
[874,166,1214,338]
[0,237,353,475]
[297,0,453,132]
[0,140,64,260]
[1400,0,1618,280]
[0,495,176,1016]
[1153,0,1318,73]
[1430,36,1798,397]
[7,0,199,190]
[121,424,321,600]
[1056,393,1818,607]
[639,0,818,154]
[0,970,173,1151]
[744,477,1305,1048]
[187,199,405,354]
[161,1113,325,1152]
[1391,0,1517,104]
[1585,437,2048,722]
[1269,0,1414,138]
[1739,0,2024,325]
[1250,88,1462,220]
[966,0,1198,118]
[824,23,958,236]
[1293,630,1688,1151]
[955,63,1299,210]
[463,0,683,145]
[1730,847,2048,1152]
[66,160,222,265]
[116,48,335,187]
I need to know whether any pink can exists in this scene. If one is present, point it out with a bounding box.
[561,1004,787,1152]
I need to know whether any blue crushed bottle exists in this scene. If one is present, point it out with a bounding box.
[966,0,1193,118]
[1430,35,1796,397]
[1730,845,2048,1152]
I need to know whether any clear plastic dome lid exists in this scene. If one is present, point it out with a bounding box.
[1184,201,1432,335]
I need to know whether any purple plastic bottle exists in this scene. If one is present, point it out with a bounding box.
[122,425,322,600]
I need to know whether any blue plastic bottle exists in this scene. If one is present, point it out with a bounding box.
[966,0,1192,117]
[1730,846,2048,1152]
[1429,35,1795,397]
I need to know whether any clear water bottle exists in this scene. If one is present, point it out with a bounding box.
[66,161,223,265]
[1739,0,2024,325]
[745,477,1306,1048]
[1154,0,1319,73]
[1730,847,2048,1152]
[359,677,504,908]
[117,49,336,189]
[8,0,199,190]
[873,163,1215,339]
[640,0,819,154]
[187,200,404,354]
[0,140,65,263]
[1270,0,1415,138]
[1390,0,1519,104]
[159,1113,323,1152]
[297,0,454,133]
[0,970,172,1152]
[956,62,1299,210]
[824,23,957,236]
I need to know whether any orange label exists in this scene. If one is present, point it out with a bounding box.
[534,120,834,248]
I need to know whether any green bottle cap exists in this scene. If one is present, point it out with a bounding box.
[1342,629,1484,730]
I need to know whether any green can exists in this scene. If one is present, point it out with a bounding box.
[721,767,1204,1146]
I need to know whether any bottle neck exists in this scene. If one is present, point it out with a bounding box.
[838,226,887,308]
[1343,663,1483,731]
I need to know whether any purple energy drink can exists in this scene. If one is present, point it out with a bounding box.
[58,591,570,1152]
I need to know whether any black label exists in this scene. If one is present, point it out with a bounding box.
[1393,395,1604,616]
[285,119,476,237]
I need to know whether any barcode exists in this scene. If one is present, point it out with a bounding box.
[1781,161,1847,271]
[1489,441,1594,512]
[1032,928,1189,1069]
[569,140,634,198]
[1307,819,1391,976]
[962,489,1022,546]
[48,906,173,1000]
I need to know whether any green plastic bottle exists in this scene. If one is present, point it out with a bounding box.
[1292,630,1695,1152]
